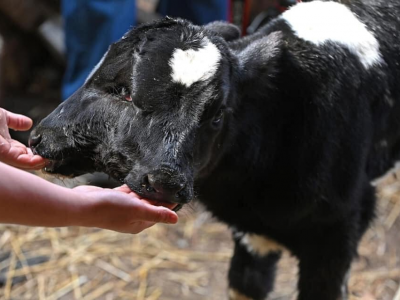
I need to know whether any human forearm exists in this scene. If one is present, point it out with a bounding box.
[0,162,178,232]
[0,161,84,227]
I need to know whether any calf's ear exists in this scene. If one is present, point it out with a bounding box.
[237,32,283,84]
[203,21,241,41]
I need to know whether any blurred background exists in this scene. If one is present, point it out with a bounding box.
[0,0,399,299]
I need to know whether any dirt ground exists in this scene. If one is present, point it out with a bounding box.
[0,167,399,300]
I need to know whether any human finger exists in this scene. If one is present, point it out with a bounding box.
[4,140,47,169]
[114,184,135,194]
[6,154,47,170]
[141,199,179,210]
[136,204,178,224]
[16,154,47,169]
[5,110,33,131]
[0,142,47,169]
[128,221,156,234]
[114,185,178,210]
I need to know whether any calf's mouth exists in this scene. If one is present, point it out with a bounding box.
[42,157,96,178]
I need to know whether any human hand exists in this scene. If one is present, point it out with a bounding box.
[73,185,179,234]
[0,108,47,169]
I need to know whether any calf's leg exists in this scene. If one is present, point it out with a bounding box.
[228,233,283,300]
[296,223,359,300]
[296,185,375,300]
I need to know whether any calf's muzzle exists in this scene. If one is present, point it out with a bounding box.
[139,167,190,204]
[142,168,186,202]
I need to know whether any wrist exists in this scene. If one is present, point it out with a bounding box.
[64,189,95,228]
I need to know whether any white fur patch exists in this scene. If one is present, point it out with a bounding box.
[169,38,221,87]
[240,234,284,256]
[282,1,382,69]
[228,288,254,300]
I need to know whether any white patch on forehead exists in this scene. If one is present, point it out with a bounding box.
[240,234,285,256]
[85,49,109,83]
[169,38,221,87]
[282,1,382,69]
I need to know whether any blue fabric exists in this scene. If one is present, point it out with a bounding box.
[62,0,136,99]
[158,0,228,25]
[62,0,228,100]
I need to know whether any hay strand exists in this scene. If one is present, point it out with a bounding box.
[394,284,400,300]
[46,275,87,300]
[83,281,115,300]
[0,230,11,249]
[4,252,17,300]
[385,195,400,229]
[10,238,33,281]
[37,275,46,300]
[95,259,131,282]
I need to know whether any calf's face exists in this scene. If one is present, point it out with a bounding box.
[30,19,240,205]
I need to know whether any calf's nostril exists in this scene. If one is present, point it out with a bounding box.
[146,173,186,195]
[147,174,156,188]
[29,134,42,148]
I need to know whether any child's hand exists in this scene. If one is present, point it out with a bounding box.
[0,108,47,170]
[72,185,179,234]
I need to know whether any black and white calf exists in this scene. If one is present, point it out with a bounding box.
[29,1,400,299]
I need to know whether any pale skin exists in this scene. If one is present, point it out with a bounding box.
[0,108,178,233]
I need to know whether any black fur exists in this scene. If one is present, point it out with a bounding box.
[229,234,282,299]
[30,1,400,299]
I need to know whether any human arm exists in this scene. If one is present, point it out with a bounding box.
[0,108,46,170]
[0,162,178,233]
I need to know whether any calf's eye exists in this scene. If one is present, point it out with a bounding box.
[212,109,224,126]
[106,85,132,102]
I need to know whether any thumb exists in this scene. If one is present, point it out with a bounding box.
[6,110,33,131]
[139,205,179,224]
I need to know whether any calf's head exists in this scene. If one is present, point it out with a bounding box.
[30,18,281,205]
